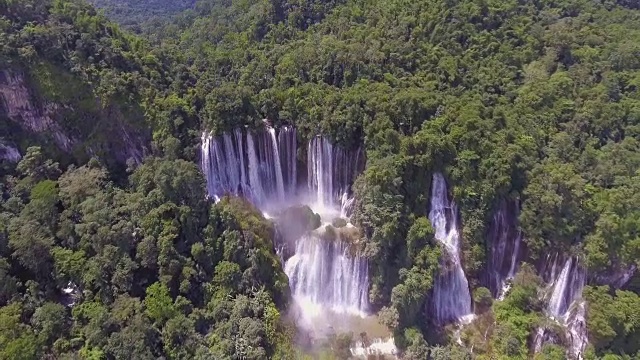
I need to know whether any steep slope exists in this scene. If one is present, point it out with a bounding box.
[0,3,296,360]
[0,0,639,359]
[0,0,179,168]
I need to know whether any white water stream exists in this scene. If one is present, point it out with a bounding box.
[429,173,473,324]
[201,128,391,357]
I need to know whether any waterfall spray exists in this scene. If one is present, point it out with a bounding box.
[284,232,369,316]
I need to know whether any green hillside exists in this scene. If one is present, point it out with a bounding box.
[1,0,639,358]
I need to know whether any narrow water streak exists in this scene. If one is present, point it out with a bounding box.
[429,173,472,324]
[486,201,522,298]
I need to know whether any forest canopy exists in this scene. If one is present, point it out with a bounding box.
[1,0,640,358]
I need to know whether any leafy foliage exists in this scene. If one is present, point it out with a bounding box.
[2,0,640,358]
[0,148,291,359]
[583,286,640,357]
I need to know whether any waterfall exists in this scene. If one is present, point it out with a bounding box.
[535,255,588,359]
[486,201,522,298]
[201,127,296,207]
[268,128,286,202]
[548,258,574,318]
[245,131,265,204]
[547,257,585,319]
[429,173,473,324]
[202,128,379,351]
[201,130,361,214]
[307,136,363,217]
[284,232,369,316]
[278,126,297,193]
[340,192,356,219]
[308,137,331,209]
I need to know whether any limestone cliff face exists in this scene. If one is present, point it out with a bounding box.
[0,70,73,152]
[0,69,148,164]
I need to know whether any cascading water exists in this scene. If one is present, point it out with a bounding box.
[535,255,588,359]
[278,126,297,193]
[429,173,473,324]
[307,136,364,218]
[486,201,522,299]
[340,192,356,219]
[201,127,386,356]
[284,232,369,316]
[547,257,585,319]
[201,127,294,207]
[268,128,286,202]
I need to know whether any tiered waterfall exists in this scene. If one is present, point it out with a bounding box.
[201,127,369,317]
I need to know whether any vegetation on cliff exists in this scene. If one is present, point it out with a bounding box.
[2,0,640,358]
[0,148,293,359]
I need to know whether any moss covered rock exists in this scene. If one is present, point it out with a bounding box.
[276,205,321,242]
[331,217,348,228]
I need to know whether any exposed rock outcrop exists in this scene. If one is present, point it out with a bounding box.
[0,70,73,151]
[592,264,637,289]
[0,69,148,164]
[0,141,21,162]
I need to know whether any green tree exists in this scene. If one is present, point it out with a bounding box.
[0,303,40,360]
[144,282,176,326]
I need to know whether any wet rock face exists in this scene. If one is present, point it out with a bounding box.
[484,200,523,298]
[0,70,147,164]
[274,205,322,254]
[533,325,564,353]
[592,264,637,289]
[566,301,588,359]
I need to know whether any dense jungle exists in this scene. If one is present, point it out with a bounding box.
[1,0,639,359]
